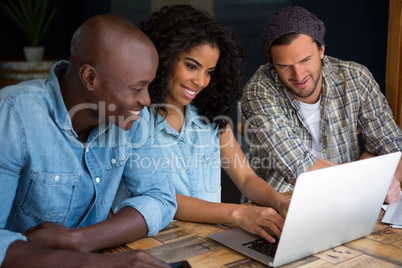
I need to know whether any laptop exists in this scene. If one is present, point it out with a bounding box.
[209,152,401,267]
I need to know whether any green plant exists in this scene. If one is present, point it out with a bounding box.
[0,0,58,47]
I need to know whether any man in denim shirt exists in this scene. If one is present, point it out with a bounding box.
[0,14,175,267]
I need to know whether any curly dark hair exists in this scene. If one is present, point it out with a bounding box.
[140,5,244,130]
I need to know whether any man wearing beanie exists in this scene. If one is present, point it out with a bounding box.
[241,6,402,203]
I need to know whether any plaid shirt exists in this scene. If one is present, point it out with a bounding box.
[241,56,402,193]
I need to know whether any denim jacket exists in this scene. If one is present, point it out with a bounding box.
[114,104,221,210]
[0,61,176,264]
[114,104,222,204]
[149,104,222,202]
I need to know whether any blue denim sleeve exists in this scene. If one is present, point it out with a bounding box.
[0,99,27,265]
[0,231,27,264]
[118,171,176,236]
[116,108,177,236]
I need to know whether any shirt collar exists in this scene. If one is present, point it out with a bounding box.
[49,61,75,133]
[186,104,210,129]
[50,61,112,138]
[152,104,212,135]
[320,56,340,100]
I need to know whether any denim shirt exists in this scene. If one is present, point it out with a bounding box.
[114,104,221,205]
[116,104,221,203]
[0,61,176,265]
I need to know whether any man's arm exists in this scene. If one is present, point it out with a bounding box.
[308,152,401,203]
[116,167,177,237]
[23,155,176,253]
[359,152,402,203]
[23,206,148,253]
[114,125,177,237]
[355,67,402,202]
[3,239,169,268]
[290,158,337,186]
[307,158,337,171]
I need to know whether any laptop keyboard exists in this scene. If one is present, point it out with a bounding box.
[242,237,279,257]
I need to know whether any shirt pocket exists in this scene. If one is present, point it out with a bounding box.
[20,171,79,224]
[200,147,221,193]
[106,142,133,170]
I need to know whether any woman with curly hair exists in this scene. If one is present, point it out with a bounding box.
[116,5,290,243]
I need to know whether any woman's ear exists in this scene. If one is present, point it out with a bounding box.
[79,64,96,91]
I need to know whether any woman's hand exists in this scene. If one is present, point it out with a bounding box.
[276,196,291,218]
[231,205,285,243]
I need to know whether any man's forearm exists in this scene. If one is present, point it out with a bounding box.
[74,206,148,253]
[307,158,336,172]
[394,157,402,184]
[359,151,375,160]
[359,151,402,184]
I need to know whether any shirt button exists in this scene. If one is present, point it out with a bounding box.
[95,177,100,183]
[54,175,60,181]
[111,158,116,164]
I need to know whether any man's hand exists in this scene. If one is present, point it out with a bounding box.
[385,176,401,204]
[24,222,82,251]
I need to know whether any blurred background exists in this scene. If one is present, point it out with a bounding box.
[0,0,391,203]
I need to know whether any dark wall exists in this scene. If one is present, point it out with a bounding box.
[0,0,110,60]
[292,0,389,94]
[0,0,389,91]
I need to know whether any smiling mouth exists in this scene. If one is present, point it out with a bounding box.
[129,110,140,116]
[182,85,197,95]
[292,76,310,87]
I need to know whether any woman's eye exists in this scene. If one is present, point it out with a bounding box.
[186,64,197,70]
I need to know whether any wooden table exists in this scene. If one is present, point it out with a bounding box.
[102,192,402,267]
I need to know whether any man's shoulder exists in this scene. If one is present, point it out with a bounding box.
[248,63,274,81]
[245,63,279,92]
[324,55,370,77]
[0,79,51,109]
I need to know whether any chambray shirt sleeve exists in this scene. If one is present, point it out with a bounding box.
[116,109,177,236]
[0,99,28,265]
[357,66,402,154]
[241,71,316,183]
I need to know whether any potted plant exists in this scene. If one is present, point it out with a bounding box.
[0,0,58,62]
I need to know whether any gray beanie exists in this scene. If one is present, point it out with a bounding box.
[261,6,326,55]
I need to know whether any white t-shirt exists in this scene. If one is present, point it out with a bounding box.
[298,99,322,158]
